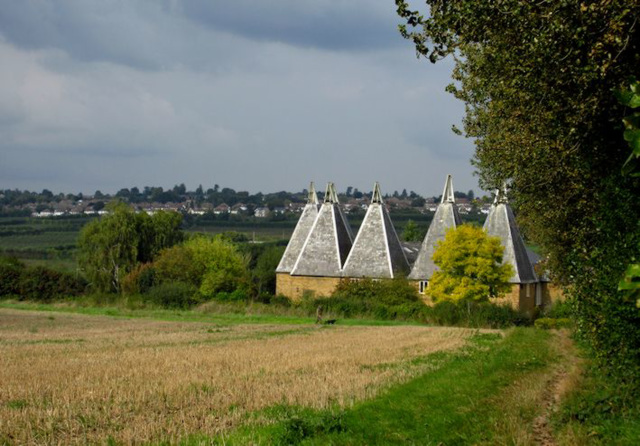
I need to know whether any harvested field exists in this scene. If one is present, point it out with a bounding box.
[0,309,474,444]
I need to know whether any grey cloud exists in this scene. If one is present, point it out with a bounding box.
[181,0,403,51]
[0,1,405,72]
[0,2,481,197]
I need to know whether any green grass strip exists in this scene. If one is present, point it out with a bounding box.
[214,328,553,445]
[0,300,418,327]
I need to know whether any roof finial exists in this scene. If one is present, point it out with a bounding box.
[441,174,455,204]
[493,182,509,205]
[324,183,333,204]
[331,182,340,204]
[371,182,383,204]
[308,182,318,205]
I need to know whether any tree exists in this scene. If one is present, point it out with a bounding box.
[154,235,250,298]
[78,203,183,293]
[403,220,424,242]
[428,225,513,303]
[253,246,285,294]
[78,202,139,293]
[397,0,640,374]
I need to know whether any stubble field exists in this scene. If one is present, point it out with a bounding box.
[0,309,474,445]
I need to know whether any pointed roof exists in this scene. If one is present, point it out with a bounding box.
[408,175,462,280]
[276,182,320,273]
[483,185,538,284]
[291,182,353,277]
[342,183,410,279]
[441,174,455,203]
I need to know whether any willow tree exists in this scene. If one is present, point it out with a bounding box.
[396,1,640,373]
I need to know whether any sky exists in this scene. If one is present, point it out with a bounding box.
[0,0,479,197]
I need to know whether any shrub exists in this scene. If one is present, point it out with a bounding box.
[534,317,573,330]
[121,263,157,295]
[145,282,200,309]
[300,278,428,322]
[18,266,86,301]
[153,235,251,299]
[213,289,249,302]
[0,256,25,297]
[426,300,529,328]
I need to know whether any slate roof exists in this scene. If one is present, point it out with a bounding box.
[290,182,353,277]
[483,187,538,284]
[275,182,320,273]
[408,175,462,280]
[342,183,410,279]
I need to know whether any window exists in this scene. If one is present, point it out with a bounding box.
[419,281,428,294]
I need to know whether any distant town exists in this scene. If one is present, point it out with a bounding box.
[0,183,494,219]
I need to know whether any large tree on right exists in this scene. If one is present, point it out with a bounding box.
[396,1,640,374]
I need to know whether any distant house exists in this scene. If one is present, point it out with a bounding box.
[231,203,248,214]
[214,203,230,214]
[254,207,270,218]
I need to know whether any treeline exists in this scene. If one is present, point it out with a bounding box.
[1,185,482,209]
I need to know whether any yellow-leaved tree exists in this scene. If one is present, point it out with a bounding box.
[429,225,513,303]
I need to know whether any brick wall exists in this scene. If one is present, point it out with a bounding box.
[276,273,342,301]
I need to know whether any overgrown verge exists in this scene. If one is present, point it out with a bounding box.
[211,328,556,445]
[554,349,640,445]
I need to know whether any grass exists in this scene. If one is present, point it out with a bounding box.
[218,328,558,445]
[0,308,473,445]
[0,299,422,327]
[553,355,640,445]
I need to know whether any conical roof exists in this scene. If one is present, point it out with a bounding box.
[291,182,353,277]
[342,183,410,279]
[483,186,538,284]
[408,175,462,280]
[276,182,320,273]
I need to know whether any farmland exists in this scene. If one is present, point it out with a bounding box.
[0,309,472,444]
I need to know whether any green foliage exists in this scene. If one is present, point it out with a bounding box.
[145,282,199,309]
[153,235,251,299]
[617,78,640,176]
[397,0,640,376]
[534,317,572,330]
[0,256,24,296]
[77,203,183,293]
[121,263,157,295]
[617,79,640,310]
[252,245,285,294]
[556,363,640,443]
[402,219,424,242]
[427,300,529,329]
[0,256,86,301]
[429,225,513,303]
[303,278,427,322]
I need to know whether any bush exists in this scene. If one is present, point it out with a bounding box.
[153,235,251,299]
[122,263,157,295]
[17,266,86,301]
[145,282,200,309]
[425,300,529,328]
[214,289,249,302]
[534,317,573,330]
[300,278,428,322]
[0,256,25,297]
